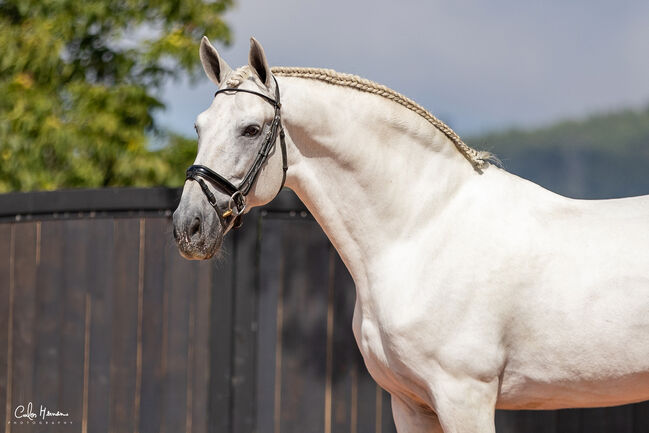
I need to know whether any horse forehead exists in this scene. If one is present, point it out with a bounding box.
[196,103,227,129]
[196,87,270,129]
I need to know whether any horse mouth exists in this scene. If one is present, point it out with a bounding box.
[176,232,223,260]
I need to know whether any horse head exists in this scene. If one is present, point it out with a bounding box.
[173,36,287,259]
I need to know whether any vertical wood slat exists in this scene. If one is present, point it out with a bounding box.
[183,251,212,433]
[135,219,145,433]
[230,210,261,433]
[33,222,65,417]
[11,223,37,419]
[633,401,649,433]
[0,224,12,430]
[109,219,141,433]
[273,259,285,433]
[495,410,556,433]
[61,219,93,432]
[555,408,581,433]
[380,389,396,433]
[256,219,283,433]
[85,219,114,433]
[139,218,168,433]
[191,259,213,433]
[324,248,336,433]
[582,406,634,433]
[162,223,194,433]
[184,256,197,433]
[208,234,235,433]
[330,252,357,433]
[278,220,330,433]
[356,359,378,433]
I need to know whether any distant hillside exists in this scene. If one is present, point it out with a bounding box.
[467,106,649,199]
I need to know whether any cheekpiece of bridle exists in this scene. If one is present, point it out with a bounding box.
[185,76,288,229]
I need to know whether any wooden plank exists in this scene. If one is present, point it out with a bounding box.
[33,221,65,417]
[85,219,114,433]
[161,225,194,433]
[108,219,140,433]
[11,223,37,420]
[380,389,397,433]
[498,410,556,433]
[0,224,12,428]
[331,252,357,433]
[139,217,168,433]
[555,408,581,433]
[324,247,336,433]
[278,219,330,433]
[183,248,198,433]
[230,210,262,433]
[61,219,93,431]
[256,218,283,433]
[208,234,235,433]
[582,405,634,433]
[633,401,649,433]
[494,411,517,433]
[356,354,378,433]
[191,258,213,433]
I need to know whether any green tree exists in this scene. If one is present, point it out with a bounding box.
[0,0,231,192]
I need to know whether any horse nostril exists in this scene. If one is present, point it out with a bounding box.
[189,217,201,239]
[173,226,179,241]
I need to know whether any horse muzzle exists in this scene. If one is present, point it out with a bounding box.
[172,203,223,260]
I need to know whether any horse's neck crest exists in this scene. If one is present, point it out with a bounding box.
[271,66,494,170]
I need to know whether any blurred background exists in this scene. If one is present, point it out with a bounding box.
[1,1,649,433]
[1,0,648,198]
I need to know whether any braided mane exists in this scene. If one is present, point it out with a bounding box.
[271,66,492,170]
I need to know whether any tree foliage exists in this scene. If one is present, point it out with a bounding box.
[0,0,231,191]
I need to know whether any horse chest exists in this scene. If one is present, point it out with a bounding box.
[352,309,397,388]
[351,297,433,395]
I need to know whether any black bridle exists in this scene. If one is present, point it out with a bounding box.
[185,76,287,229]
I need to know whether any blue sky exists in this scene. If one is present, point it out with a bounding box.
[158,1,649,137]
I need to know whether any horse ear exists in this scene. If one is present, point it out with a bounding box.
[200,36,231,86]
[248,37,272,88]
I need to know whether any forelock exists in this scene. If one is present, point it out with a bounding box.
[225,66,254,87]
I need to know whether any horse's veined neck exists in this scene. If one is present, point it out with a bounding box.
[277,75,479,290]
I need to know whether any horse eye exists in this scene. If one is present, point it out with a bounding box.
[194,123,198,135]
[243,125,261,137]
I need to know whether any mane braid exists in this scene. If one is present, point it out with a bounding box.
[271,66,491,169]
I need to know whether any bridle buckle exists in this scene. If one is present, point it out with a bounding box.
[222,191,246,218]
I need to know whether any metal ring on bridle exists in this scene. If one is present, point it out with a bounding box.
[222,191,246,218]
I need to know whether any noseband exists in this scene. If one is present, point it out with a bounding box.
[185,76,288,229]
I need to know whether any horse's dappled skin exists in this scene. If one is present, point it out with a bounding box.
[173,37,649,433]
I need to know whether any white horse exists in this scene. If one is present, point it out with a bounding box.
[173,37,649,433]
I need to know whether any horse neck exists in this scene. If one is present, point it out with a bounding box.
[279,76,478,291]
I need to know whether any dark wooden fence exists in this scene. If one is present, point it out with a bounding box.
[0,188,647,433]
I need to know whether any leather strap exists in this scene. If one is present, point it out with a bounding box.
[186,165,238,197]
